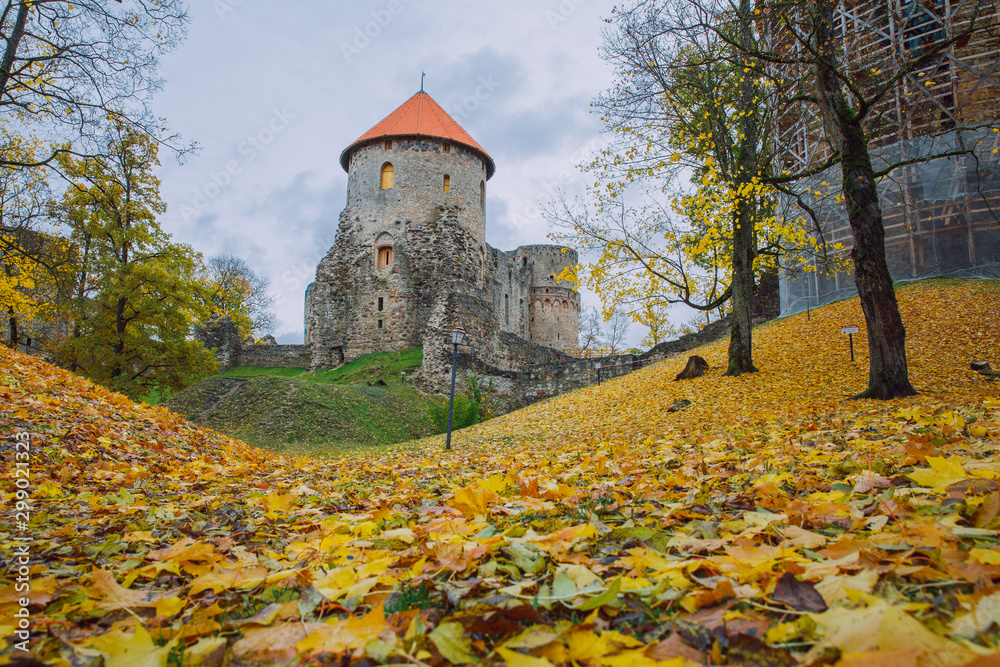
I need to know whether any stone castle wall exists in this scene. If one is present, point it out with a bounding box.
[304,115,579,377]
[518,317,733,402]
[240,344,311,369]
[515,245,580,351]
[195,316,311,372]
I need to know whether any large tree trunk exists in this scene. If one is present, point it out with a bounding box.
[725,0,760,377]
[726,203,758,376]
[7,306,17,350]
[814,0,916,399]
[839,126,916,398]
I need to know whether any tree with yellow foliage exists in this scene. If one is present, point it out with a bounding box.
[53,124,215,398]
[549,0,844,375]
[0,129,76,351]
[202,254,276,340]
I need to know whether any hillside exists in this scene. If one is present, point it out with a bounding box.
[165,347,432,455]
[1,279,999,666]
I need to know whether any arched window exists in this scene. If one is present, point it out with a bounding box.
[381,163,394,190]
[377,246,393,268]
[480,181,485,208]
[443,175,450,193]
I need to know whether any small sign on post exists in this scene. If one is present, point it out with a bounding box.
[841,325,859,361]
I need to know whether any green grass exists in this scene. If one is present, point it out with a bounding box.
[139,386,175,406]
[301,347,423,384]
[211,347,424,386]
[166,347,434,456]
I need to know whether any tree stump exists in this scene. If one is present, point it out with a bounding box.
[674,356,709,381]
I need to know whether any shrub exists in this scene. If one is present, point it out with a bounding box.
[428,394,481,433]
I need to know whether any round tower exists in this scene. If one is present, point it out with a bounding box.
[339,91,495,248]
[518,245,581,352]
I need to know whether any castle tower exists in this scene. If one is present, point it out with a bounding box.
[305,90,579,369]
[514,245,580,352]
[340,91,495,249]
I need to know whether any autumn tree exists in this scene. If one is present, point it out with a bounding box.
[550,0,802,376]
[683,0,999,397]
[54,125,215,399]
[0,131,79,351]
[203,254,276,339]
[0,1,189,169]
[636,300,692,347]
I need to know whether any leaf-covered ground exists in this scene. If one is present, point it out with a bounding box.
[2,278,1000,666]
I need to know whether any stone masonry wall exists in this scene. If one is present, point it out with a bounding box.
[518,317,733,402]
[346,139,488,247]
[413,286,571,400]
[240,343,312,369]
[194,316,241,372]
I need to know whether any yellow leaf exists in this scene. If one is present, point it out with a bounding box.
[907,456,967,490]
[807,601,975,664]
[502,626,561,650]
[188,565,271,596]
[182,637,228,667]
[84,619,177,667]
[497,647,557,667]
[428,621,478,664]
[153,595,186,618]
[970,548,1000,565]
[952,591,1000,638]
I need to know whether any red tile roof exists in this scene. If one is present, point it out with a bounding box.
[339,92,495,178]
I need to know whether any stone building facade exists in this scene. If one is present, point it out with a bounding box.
[304,91,580,378]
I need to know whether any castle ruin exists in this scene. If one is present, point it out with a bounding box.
[303,90,580,384]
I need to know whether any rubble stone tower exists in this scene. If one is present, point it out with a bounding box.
[305,90,578,369]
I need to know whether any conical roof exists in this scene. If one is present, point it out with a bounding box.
[339,91,495,179]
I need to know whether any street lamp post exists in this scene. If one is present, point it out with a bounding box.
[445,327,466,451]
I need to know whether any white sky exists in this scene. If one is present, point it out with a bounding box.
[152,1,640,345]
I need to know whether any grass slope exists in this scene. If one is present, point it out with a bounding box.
[215,347,423,384]
[168,347,432,454]
[1,279,1000,666]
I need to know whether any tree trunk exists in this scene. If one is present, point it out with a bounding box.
[725,204,758,376]
[0,2,30,101]
[7,306,17,350]
[814,0,916,399]
[840,126,916,398]
[725,0,760,377]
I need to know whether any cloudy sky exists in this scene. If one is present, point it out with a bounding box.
[151,0,625,344]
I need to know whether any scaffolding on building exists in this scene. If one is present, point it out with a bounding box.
[774,0,1000,315]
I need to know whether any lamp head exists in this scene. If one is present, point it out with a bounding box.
[451,327,466,346]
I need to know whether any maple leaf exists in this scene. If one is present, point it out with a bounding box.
[806,601,976,665]
[81,619,177,667]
